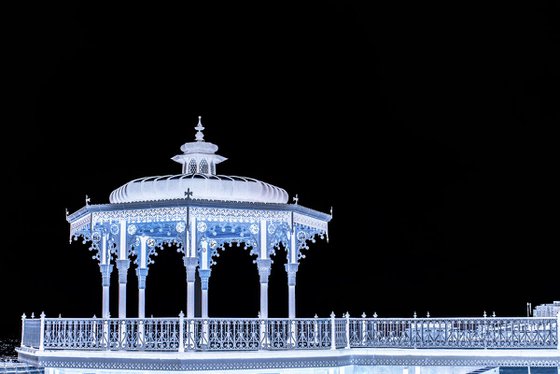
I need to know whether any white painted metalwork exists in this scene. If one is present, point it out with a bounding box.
[22,315,557,352]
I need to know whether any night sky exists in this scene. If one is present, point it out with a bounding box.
[3,2,558,336]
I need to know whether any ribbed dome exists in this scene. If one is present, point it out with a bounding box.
[109,174,289,204]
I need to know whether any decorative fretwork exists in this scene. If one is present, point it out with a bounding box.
[294,223,327,260]
[199,159,209,174]
[267,221,290,255]
[188,159,197,174]
[197,222,260,268]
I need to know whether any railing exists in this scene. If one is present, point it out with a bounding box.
[348,317,558,349]
[20,314,559,352]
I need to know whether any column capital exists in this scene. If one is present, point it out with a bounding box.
[199,269,211,290]
[116,259,130,284]
[136,267,149,289]
[285,263,299,286]
[184,257,199,282]
[99,264,113,287]
[256,258,272,283]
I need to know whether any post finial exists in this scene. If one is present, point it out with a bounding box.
[195,115,205,142]
[293,194,299,205]
[85,195,90,206]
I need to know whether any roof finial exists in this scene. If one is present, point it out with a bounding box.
[194,115,205,142]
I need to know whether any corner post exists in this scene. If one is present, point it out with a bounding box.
[178,311,185,353]
[330,312,336,350]
[20,313,26,347]
[345,312,350,349]
[556,310,559,351]
[39,312,45,352]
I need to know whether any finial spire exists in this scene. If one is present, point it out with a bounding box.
[194,116,205,142]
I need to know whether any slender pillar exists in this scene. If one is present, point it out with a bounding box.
[256,259,272,318]
[117,219,129,319]
[116,259,130,318]
[285,263,299,319]
[184,257,198,319]
[136,268,149,318]
[99,233,113,319]
[199,269,211,318]
[137,236,149,318]
[100,264,113,319]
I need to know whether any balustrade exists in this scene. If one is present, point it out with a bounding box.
[20,314,558,352]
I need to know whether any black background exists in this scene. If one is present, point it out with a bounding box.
[3,2,558,336]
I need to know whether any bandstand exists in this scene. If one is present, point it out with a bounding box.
[16,117,559,372]
[67,117,331,322]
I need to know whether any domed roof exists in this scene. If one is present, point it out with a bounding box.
[109,117,289,204]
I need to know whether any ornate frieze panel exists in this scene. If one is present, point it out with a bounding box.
[293,212,329,232]
[191,207,291,223]
[92,207,189,225]
[69,214,91,238]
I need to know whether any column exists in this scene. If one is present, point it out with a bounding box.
[136,268,149,318]
[285,263,299,319]
[286,261,299,347]
[136,267,148,348]
[99,233,113,319]
[198,269,211,318]
[100,264,113,319]
[116,259,130,318]
[184,257,198,319]
[257,220,271,318]
[286,226,299,319]
[256,259,272,318]
[198,269,210,347]
[137,236,149,318]
[116,220,129,319]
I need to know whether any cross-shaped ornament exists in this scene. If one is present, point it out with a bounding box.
[184,188,193,200]
[293,194,299,205]
[85,195,91,205]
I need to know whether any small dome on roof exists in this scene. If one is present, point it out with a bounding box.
[109,117,289,204]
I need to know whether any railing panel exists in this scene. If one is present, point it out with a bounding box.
[350,317,558,349]
[334,318,346,348]
[22,319,41,349]
[205,319,260,351]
